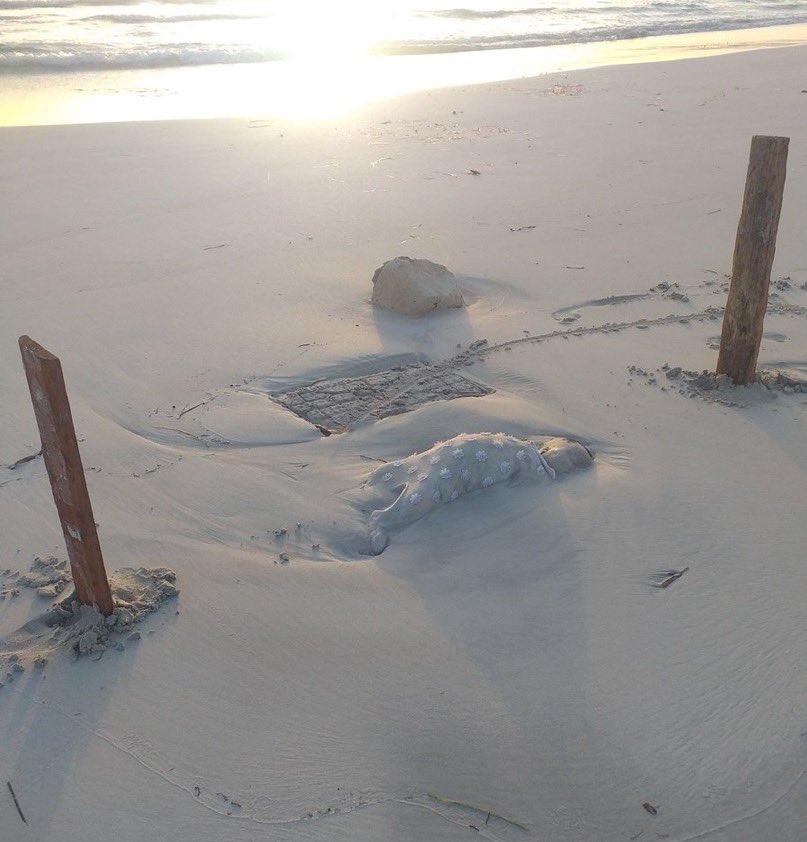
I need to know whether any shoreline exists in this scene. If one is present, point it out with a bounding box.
[1,21,806,128]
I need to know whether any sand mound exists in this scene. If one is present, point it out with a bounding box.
[363,433,592,553]
[371,256,464,316]
[0,566,179,680]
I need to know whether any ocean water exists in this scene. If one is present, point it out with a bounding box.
[2,0,806,74]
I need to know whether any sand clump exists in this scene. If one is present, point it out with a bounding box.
[0,565,179,681]
[2,554,71,599]
[649,280,690,303]
[627,364,807,406]
[371,256,464,316]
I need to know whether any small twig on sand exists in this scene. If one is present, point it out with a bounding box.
[178,397,215,419]
[7,781,27,824]
[425,793,529,832]
[651,567,689,589]
[5,450,42,471]
[359,455,388,463]
[152,426,213,446]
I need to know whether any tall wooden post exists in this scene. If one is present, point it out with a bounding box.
[716,135,789,385]
[19,336,114,616]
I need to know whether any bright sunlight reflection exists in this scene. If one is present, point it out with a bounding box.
[2,22,806,127]
[272,0,384,63]
[252,0,393,118]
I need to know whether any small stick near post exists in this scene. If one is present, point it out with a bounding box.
[716,135,789,385]
[6,781,27,824]
[18,336,114,615]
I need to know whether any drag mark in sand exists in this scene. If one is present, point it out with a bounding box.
[2,682,529,837]
[358,294,806,431]
[135,295,807,442]
[129,274,807,442]
[339,306,727,431]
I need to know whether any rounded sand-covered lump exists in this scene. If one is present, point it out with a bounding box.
[365,432,592,553]
[371,256,465,317]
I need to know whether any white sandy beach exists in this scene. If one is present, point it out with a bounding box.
[1,42,807,841]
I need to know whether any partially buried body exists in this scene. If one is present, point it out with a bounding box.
[365,433,593,553]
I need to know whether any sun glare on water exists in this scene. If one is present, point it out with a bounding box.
[2,0,805,128]
[250,0,393,118]
[274,0,381,63]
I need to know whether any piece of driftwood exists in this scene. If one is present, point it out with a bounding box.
[716,136,789,384]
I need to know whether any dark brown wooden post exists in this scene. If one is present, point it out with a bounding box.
[19,336,114,615]
[716,135,789,384]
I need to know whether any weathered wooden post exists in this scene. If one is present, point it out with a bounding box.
[716,135,789,384]
[19,336,114,615]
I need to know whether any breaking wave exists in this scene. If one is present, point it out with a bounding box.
[377,15,805,56]
[1,0,805,74]
[0,42,280,72]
